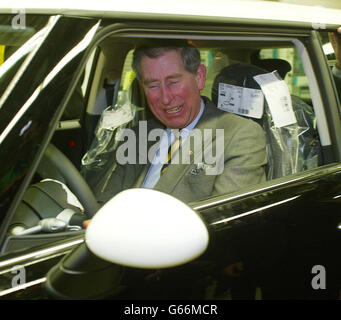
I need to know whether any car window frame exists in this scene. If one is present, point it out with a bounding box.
[82,22,338,188]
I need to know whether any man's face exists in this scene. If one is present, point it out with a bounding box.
[140,50,206,129]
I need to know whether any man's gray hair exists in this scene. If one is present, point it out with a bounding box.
[132,40,201,81]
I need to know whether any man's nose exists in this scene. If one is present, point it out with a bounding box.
[160,84,172,105]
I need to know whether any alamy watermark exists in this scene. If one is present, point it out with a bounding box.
[5,263,329,292]
[11,8,26,30]
[311,264,326,290]
[11,265,26,288]
[311,5,327,30]
[114,121,225,175]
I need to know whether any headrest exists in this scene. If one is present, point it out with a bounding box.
[253,59,292,79]
[211,63,269,106]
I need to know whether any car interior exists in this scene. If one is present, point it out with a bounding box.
[0,30,336,255]
[76,36,323,188]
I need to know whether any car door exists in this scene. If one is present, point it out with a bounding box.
[49,23,341,300]
[0,13,101,296]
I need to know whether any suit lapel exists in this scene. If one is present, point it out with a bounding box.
[133,163,150,188]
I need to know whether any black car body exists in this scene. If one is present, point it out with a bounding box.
[0,1,341,300]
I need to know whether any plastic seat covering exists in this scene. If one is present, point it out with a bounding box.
[211,63,320,179]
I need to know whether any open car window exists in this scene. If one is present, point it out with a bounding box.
[80,33,328,207]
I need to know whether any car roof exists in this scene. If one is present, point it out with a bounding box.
[0,0,340,29]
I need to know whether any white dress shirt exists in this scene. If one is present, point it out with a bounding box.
[142,100,205,188]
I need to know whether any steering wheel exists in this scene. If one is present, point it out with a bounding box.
[37,144,100,218]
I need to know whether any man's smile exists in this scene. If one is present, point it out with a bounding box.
[166,105,183,114]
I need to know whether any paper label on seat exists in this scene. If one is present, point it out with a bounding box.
[217,83,264,119]
[253,71,297,128]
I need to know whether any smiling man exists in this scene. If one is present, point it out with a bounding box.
[88,39,267,205]
[129,40,267,201]
[137,47,205,129]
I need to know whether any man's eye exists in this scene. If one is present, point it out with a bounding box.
[148,84,159,90]
[168,80,179,86]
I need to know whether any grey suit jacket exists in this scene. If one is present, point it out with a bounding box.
[95,97,267,204]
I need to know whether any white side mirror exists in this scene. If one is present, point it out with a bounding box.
[85,189,209,269]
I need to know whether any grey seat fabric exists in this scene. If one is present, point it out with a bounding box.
[211,62,320,179]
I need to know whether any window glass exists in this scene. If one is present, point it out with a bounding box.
[0,15,49,98]
[0,15,99,231]
[0,15,51,203]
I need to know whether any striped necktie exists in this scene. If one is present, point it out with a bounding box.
[161,130,181,174]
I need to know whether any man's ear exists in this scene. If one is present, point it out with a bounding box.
[196,63,206,91]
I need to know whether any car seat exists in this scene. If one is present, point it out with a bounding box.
[211,62,320,179]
